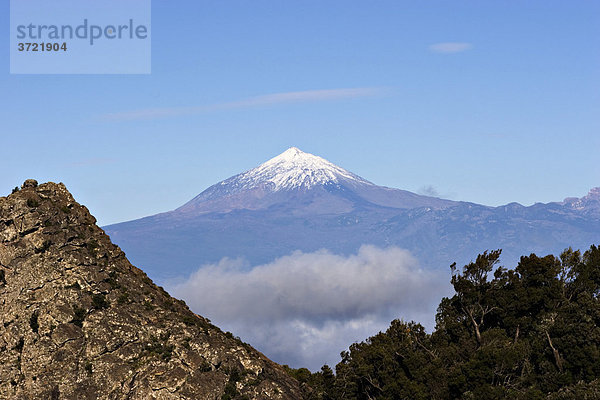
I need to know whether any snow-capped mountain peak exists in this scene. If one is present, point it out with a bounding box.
[238,147,372,191]
[179,146,451,212]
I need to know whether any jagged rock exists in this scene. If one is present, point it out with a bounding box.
[20,179,38,189]
[0,182,302,399]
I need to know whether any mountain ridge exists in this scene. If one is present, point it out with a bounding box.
[177,147,455,215]
[104,148,599,282]
[0,180,303,399]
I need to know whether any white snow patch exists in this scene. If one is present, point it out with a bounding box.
[232,147,373,191]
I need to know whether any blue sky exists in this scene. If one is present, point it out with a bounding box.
[2,1,599,225]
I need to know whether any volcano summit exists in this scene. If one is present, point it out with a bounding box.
[104,148,599,282]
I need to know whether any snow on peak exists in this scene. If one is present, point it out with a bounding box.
[230,147,372,192]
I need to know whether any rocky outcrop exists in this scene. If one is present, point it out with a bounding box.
[0,181,302,399]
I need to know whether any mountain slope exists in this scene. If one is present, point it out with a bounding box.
[0,180,302,399]
[562,187,600,217]
[176,147,454,215]
[104,148,599,282]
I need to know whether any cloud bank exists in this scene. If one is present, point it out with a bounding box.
[103,87,387,121]
[429,42,473,54]
[169,245,449,370]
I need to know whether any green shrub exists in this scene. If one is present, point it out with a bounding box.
[145,335,174,361]
[221,368,244,400]
[104,271,120,289]
[221,382,237,400]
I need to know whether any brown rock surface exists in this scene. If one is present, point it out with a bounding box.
[0,182,302,399]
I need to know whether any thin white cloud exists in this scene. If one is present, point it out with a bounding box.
[102,87,387,121]
[169,245,450,370]
[429,42,473,54]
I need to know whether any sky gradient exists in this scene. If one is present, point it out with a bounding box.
[2,1,599,225]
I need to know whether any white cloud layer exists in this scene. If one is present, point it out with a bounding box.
[169,245,450,370]
[103,87,387,121]
[429,42,473,54]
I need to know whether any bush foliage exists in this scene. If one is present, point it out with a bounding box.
[295,245,600,399]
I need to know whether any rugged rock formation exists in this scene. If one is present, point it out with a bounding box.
[0,181,302,399]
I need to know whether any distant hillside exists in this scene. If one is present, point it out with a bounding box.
[0,180,302,399]
[104,148,600,282]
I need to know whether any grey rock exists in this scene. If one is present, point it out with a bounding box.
[21,179,38,189]
[0,182,303,399]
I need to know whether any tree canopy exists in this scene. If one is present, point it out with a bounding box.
[290,245,600,399]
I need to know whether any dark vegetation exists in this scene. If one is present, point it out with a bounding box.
[292,245,600,399]
[145,334,175,361]
[221,367,249,400]
[91,293,110,310]
[29,311,39,333]
[84,362,93,375]
[26,198,39,208]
